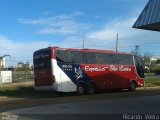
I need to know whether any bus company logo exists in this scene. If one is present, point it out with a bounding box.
[85,66,109,72]
[75,67,83,80]
[85,65,131,72]
[110,65,131,72]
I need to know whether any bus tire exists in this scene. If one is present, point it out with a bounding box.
[77,83,85,96]
[129,81,137,91]
[87,83,95,94]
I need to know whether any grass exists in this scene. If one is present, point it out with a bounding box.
[0,82,35,96]
[145,78,160,87]
[0,78,160,96]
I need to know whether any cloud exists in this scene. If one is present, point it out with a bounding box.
[88,18,141,39]
[71,11,84,16]
[84,17,160,54]
[0,36,53,66]
[93,15,101,19]
[15,11,160,61]
[0,36,50,51]
[82,18,136,50]
[18,12,90,35]
[0,36,15,49]
[41,11,50,16]
[88,18,137,41]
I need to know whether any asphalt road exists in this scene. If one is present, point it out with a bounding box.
[7,95,160,114]
[0,87,160,120]
[2,95,160,120]
[145,74,160,79]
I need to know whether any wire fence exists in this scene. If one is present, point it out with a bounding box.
[0,70,34,91]
[12,71,34,83]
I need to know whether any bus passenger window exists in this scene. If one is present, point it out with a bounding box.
[71,51,84,64]
[56,50,72,63]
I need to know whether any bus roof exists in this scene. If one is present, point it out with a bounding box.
[49,47,133,56]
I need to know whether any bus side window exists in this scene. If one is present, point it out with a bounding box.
[56,50,72,63]
[109,54,117,64]
[116,54,134,65]
[83,52,87,64]
[107,54,115,64]
[85,52,96,64]
[71,51,84,64]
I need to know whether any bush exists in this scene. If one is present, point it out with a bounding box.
[155,70,160,75]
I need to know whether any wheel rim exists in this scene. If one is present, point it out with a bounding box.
[88,83,94,94]
[89,87,93,94]
[78,85,84,95]
[131,82,136,91]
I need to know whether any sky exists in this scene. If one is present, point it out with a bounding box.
[0,0,160,67]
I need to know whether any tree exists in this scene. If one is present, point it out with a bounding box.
[156,59,160,65]
[132,45,141,56]
[16,62,31,71]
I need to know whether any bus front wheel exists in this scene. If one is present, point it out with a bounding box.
[77,83,85,95]
[129,81,137,91]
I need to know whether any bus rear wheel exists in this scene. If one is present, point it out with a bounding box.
[87,83,95,94]
[129,81,137,91]
[77,83,85,95]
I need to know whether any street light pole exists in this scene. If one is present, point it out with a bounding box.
[83,35,85,49]
[116,33,119,52]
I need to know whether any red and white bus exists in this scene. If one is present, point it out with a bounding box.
[33,47,145,95]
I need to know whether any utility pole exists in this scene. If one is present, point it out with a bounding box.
[83,35,85,49]
[116,33,119,52]
[93,39,96,49]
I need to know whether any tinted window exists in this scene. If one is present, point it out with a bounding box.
[71,51,84,63]
[56,50,72,63]
[85,52,96,64]
[56,50,85,63]
[95,53,114,64]
[123,55,134,65]
[86,52,133,65]
[33,49,51,70]
[114,54,134,65]
[56,50,134,65]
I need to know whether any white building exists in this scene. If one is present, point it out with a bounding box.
[0,71,12,84]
